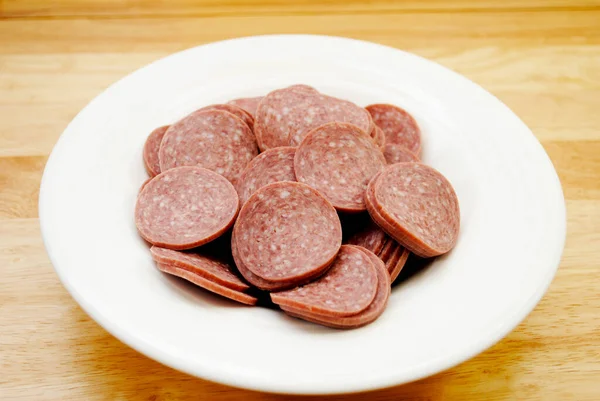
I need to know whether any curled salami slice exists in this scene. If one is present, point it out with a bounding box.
[281,245,390,328]
[157,263,257,306]
[135,166,239,250]
[235,146,296,205]
[254,85,372,151]
[143,125,169,177]
[347,220,388,256]
[372,125,386,150]
[368,163,460,257]
[384,143,419,164]
[271,245,378,317]
[366,104,421,155]
[158,109,258,182]
[227,96,263,118]
[196,104,254,130]
[294,122,385,212]
[233,181,342,283]
[150,246,249,292]
[390,247,410,283]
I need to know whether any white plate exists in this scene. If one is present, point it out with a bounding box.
[39,35,566,394]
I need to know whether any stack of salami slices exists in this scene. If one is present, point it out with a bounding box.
[135,84,460,329]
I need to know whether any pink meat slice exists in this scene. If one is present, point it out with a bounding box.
[158,109,258,182]
[254,85,372,151]
[135,166,239,250]
[281,245,390,328]
[143,125,169,177]
[157,263,257,306]
[390,247,411,283]
[347,220,388,256]
[227,96,263,118]
[270,245,378,317]
[196,104,254,130]
[294,122,386,212]
[384,143,419,164]
[235,146,296,205]
[150,246,249,292]
[366,104,422,156]
[369,163,460,257]
[233,181,342,282]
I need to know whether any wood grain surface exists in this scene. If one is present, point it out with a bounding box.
[1,1,599,399]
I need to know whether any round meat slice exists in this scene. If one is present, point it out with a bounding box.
[254,85,372,151]
[271,245,378,317]
[347,220,388,256]
[371,163,460,257]
[135,166,239,250]
[196,104,254,130]
[157,263,257,306]
[390,247,410,283]
[227,96,263,118]
[235,146,296,205]
[294,122,386,212]
[143,125,169,177]
[372,125,386,150]
[281,245,390,328]
[366,104,421,155]
[158,109,258,182]
[384,143,419,164]
[231,231,325,291]
[150,246,249,292]
[233,181,342,282]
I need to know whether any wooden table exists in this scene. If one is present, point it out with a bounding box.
[1,1,599,399]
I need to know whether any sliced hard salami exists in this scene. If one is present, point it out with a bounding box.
[196,104,254,130]
[143,125,169,177]
[367,163,460,257]
[135,166,239,250]
[233,181,342,283]
[281,245,390,329]
[347,220,388,256]
[235,146,296,205]
[158,109,258,182]
[150,246,249,292]
[254,85,373,151]
[227,96,263,118]
[366,104,421,155]
[390,247,410,283]
[271,245,378,317]
[384,143,419,164]
[157,263,257,306]
[372,125,386,150]
[294,122,386,212]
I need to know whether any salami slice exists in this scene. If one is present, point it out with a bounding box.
[372,125,386,150]
[281,245,390,328]
[157,263,257,306]
[368,163,460,257]
[196,104,254,130]
[150,246,249,292]
[347,220,388,256]
[366,104,421,155]
[271,245,378,317]
[158,109,258,182]
[227,96,263,118]
[294,122,386,212]
[390,247,410,283]
[235,146,296,205]
[384,143,419,164]
[135,166,239,250]
[233,181,342,283]
[254,85,373,151]
[143,125,169,177]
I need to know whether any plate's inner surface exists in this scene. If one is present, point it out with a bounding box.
[39,35,565,394]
